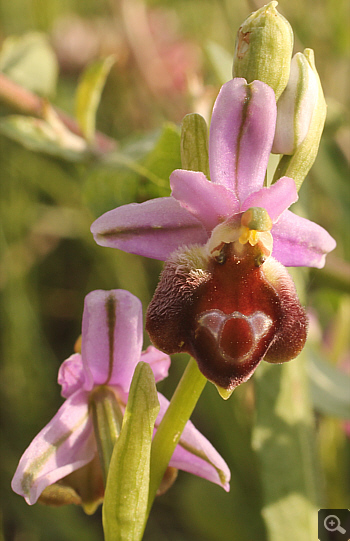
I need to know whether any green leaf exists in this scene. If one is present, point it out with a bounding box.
[252,356,322,541]
[180,114,210,178]
[206,40,233,85]
[75,56,115,142]
[0,115,89,162]
[0,32,58,97]
[307,349,350,419]
[102,362,160,541]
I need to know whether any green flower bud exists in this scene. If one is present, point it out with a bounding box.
[232,1,293,101]
[272,51,319,155]
[272,49,327,190]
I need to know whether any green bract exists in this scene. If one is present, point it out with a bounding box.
[180,113,210,177]
[102,362,160,541]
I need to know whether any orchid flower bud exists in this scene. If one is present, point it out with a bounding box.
[232,1,293,101]
[272,49,327,190]
[272,51,319,155]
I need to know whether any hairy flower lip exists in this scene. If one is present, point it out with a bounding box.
[146,236,308,391]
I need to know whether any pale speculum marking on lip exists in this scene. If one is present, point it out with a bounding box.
[196,309,273,364]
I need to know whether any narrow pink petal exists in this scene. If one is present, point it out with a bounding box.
[209,78,276,202]
[241,177,298,222]
[11,390,95,505]
[156,394,230,491]
[58,353,87,398]
[140,345,171,384]
[81,290,143,391]
[170,169,239,232]
[91,197,208,261]
[272,210,336,268]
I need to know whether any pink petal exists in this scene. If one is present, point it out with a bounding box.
[91,197,208,261]
[272,210,336,268]
[170,169,239,232]
[209,78,276,203]
[241,177,298,222]
[140,345,171,384]
[58,353,87,398]
[81,290,143,391]
[11,390,95,505]
[156,394,230,491]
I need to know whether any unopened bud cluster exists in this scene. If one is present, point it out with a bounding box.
[232,1,326,189]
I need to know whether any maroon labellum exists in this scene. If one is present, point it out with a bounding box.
[146,214,308,392]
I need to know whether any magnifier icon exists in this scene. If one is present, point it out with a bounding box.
[324,514,346,534]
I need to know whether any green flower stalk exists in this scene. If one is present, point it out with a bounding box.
[232,1,293,100]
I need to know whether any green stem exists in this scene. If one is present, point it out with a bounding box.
[147,357,207,515]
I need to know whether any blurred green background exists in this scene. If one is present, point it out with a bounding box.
[0,0,349,540]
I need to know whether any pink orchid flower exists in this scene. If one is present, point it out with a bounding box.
[12,289,230,510]
[91,78,335,269]
[90,79,336,393]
